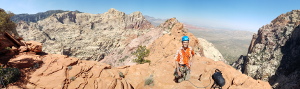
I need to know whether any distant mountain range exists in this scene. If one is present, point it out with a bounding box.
[144,15,166,26]
[11,10,82,23]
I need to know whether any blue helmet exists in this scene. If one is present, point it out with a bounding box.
[182,36,189,41]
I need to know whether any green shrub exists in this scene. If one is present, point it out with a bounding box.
[0,67,21,86]
[144,75,154,86]
[67,66,72,70]
[30,63,40,69]
[119,72,124,78]
[132,46,150,64]
[0,47,12,56]
[5,47,11,50]
[0,8,17,35]
[119,56,129,62]
[70,76,76,81]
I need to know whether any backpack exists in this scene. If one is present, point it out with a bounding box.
[212,69,225,88]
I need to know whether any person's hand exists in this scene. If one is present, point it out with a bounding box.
[188,65,191,70]
[177,71,182,77]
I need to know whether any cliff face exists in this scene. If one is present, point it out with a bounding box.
[198,38,226,63]
[233,10,300,88]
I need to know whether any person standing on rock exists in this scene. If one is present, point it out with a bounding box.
[174,36,195,83]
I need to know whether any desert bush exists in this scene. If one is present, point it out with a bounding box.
[67,66,72,70]
[0,8,17,35]
[144,75,154,86]
[119,56,129,62]
[0,67,21,86]
[30,63,40,69]
[132,46,150,64]
[119,72,124,78]
[0,47,11,55]
[4,47,11,50]
[70,76,76,81]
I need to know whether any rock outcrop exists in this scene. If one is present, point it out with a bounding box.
[0,32,24,64]
[198,38,226,63]
[233,10,300,88]
[231,55,246,72]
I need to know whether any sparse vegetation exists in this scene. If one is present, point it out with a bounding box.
[0,67,21,86]
[67,66,72,70]
[119,56,129,62]
[5,47,11,50]
[132,46,151,64]
[144,75,154,86]
[119,72,124,78]
[30,63,40,69]
[70,76,76,81]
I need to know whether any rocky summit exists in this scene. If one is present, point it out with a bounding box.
[232,10,300,89]
[2,33,270,89]
[1,8,272,88]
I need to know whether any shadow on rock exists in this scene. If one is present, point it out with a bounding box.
[269,25,300,89]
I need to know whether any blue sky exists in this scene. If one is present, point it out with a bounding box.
[0,0,299,32]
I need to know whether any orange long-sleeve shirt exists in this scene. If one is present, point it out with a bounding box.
[175,47,195,65]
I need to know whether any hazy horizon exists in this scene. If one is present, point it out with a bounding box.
[1,0,300,32]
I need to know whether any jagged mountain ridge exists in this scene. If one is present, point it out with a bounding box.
[11,10,82,23]
[232,10,300,89]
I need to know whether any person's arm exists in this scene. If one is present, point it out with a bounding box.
[189,49,195,68]
[191,49,195,56]
[175,61,180,72]
[175,50,181,75]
